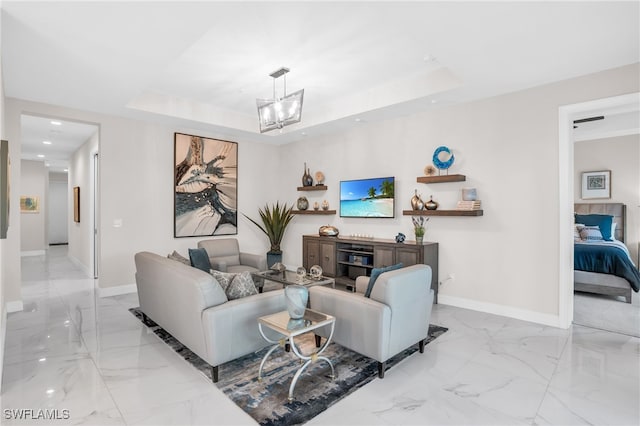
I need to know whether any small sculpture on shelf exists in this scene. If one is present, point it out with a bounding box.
[432,146,455,175]
[425,195,439,210]
[395,232,406,243]
[297,196,309,211]
[321,199,330,210]
[412,216,429,244]
[411,189,424,210]
[315,171,325,186]
[424,164,436,176]
[319,225,339,237]
[313,201,320,211]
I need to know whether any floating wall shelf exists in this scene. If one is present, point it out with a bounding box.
[416,174,466,184]
[292,210,336,215]
[297,185,328,191]
[402,209,483,217]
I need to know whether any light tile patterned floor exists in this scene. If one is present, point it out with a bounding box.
[2,246,638,425]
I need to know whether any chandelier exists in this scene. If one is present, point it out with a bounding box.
[256,67,304,133]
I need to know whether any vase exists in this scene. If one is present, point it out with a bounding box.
[297,196,309,210]
[321,199,329,210]
[415,236,423,244]
[411,189,424,210]
[285,285,309,319]
[425,196,439,210]
[266,251,282,268]
[302,163,313,187]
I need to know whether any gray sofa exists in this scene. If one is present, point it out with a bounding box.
[310,264,434,378]
[134,251,285,382]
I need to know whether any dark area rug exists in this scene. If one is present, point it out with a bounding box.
[129,307,447,426]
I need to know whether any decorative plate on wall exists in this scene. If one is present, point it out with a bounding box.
[432,146,455,170]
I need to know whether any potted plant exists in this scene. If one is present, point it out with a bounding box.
[244,202,295,267]
[412,216,429,244]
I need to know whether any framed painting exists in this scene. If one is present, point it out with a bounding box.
[20,195,39,213]
[581,170,611,199]
[0,140,9,239]
[73,186,80,223]
[174,133,238,237]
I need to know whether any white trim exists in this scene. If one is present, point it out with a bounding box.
[98,284,137,298]
[68,254,93,277]
[20,250,45,257]
[557,92,640,329]
[439,294,562,328]
[0,304,6,393]
[6,300,24,313]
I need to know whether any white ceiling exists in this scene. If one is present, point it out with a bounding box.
[2,1,639,164]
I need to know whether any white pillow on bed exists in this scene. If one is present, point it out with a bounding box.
[611,222,617,240]
[574,223,585,241]
[579,225,604,241]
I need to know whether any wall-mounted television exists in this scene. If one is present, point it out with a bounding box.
[340,177,395,218]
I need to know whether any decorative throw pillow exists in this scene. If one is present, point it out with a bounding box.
[210,270,236,293]
[574,214,613,241]
[574,224,585,241]
[579,225,604,241]
[167,250,190,266]
[188,248,212,272]
[225,271,258,300]
[364,263,403,298]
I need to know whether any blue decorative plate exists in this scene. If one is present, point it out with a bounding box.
[432,146,455,170]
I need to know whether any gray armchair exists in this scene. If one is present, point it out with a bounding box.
[198,238,267,273]
[309,264,434,378]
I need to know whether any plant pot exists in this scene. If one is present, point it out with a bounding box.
[415,236,424,244]
[266,251,282,268]
[285,285,309,319]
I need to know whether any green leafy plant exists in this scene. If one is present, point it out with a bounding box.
[243,202,295,253]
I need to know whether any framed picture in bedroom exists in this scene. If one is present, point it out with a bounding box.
[174,132,238,238]
[73,186,80,223]
[581,170,611,199]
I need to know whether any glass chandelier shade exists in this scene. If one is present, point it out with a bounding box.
[256,68,304,133]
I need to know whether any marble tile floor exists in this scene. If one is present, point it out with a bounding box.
[573,291,640,338]
[1,246,639,425]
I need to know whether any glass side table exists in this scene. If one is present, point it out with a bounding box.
[257,309,336,402]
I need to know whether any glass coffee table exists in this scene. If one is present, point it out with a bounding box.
[252,269,335,293]
[257,309,336,402]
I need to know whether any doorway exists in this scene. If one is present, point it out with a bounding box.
[558,92,640,333]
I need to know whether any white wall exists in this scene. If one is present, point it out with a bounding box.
[282,63,639,325]
[48,172,68,244]
[20,160,47,253]
[2,63,639,328]
[68,133,97,273]
[574,134,640,263]
[0,8,6,392]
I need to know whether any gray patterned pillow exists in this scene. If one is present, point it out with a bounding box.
[210,270,236,293]
[225,271,258,300]
[167,250,190,266]
[579,225,604,241]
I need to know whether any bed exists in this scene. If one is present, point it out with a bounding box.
[574,203,640,303]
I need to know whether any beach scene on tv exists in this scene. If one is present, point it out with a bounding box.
[340,177,395,218]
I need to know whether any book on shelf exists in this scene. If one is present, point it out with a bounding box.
[456,200,482,210]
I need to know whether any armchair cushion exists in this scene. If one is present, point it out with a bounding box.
[189,248,212,272]
[364,263,403,298]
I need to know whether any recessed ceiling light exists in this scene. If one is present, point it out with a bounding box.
[423,54,436,62]
[63,169,69,172]
[431,99,438,104]
[354,118,362,122]
[301,132,307,136]
[43,140,52,145]
[45,163,50,167]
[37,154,45,158]
[51,120,62,126]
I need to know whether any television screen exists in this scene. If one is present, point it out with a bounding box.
[340,177,395,218]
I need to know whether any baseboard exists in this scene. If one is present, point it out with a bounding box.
[98,284,137,298]
[438,294,563,328]
[0,303,6,393]
[6,300,24,313]
[68,254,93,278]
[20,250,45,257]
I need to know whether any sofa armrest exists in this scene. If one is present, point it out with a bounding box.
[309,286,391,362]
[201,289,287,367]
[240,252,267,271]
[355,276,369,294]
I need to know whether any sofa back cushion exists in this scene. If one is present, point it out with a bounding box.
[198,239,241,268]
